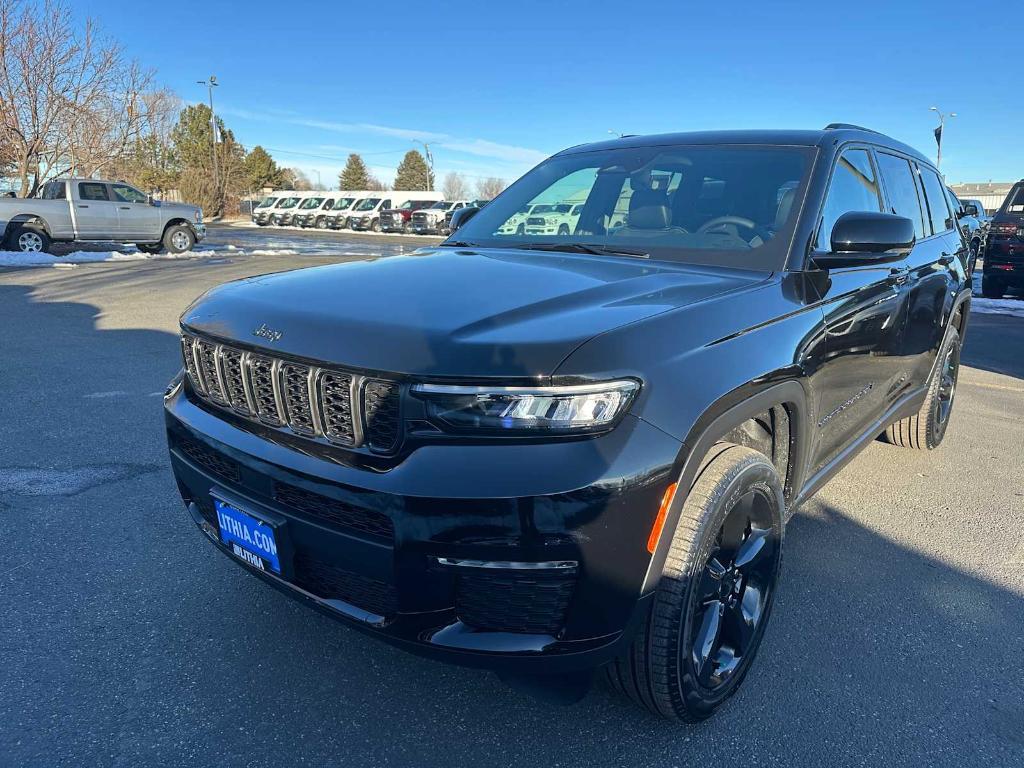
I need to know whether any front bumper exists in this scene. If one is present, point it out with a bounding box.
[164,384,679,672]
[193,223,207,241]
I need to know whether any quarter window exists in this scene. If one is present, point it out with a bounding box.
[78,182,109,201]
[918,167,953,234]
[876,153,926,240]
[817,149,882,250]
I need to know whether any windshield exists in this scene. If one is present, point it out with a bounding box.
[277,197,300,208]
[256,196,277,209]
[451,144,813,270]
[332,197,355,211]
[299,197,324,209]
[354,198,381,211]
[429,201,454,210]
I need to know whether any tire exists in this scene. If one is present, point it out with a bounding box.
[163,224,196,254]
[315,216,325,229]
[137,243,163,254]
[8,224,51,253]
[883,326,961,450]
[981,274,1006,299]
[371,218,380,233]
[605,443,784,722]
[516,224,525,235]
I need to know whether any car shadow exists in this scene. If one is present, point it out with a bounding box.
[961,312,1024,379]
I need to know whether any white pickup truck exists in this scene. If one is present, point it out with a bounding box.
[0,178,205,254]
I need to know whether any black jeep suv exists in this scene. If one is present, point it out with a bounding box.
[166,125,970,722]
[982,179,1024,298]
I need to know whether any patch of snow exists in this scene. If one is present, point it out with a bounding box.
[0,249,213,267]
[971,298,1024,318]
[249,249,300,256]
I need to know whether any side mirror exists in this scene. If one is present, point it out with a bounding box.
[962,203,979,217]
[448,206,480,233]
[148,194,156,206]
[812,211,915,269]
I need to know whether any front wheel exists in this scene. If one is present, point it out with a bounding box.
[883,326,961,450]
[605,443,784,722]
[163,224,196,254]
[8,224,51,254]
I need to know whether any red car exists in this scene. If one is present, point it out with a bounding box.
[379,199,441,233]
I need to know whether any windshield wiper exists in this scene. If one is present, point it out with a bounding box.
[438,240,478,248]
[512,242,650,259]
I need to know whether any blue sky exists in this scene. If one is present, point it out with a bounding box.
[75,0,1022,187]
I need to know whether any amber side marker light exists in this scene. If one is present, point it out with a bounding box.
[647,482,679,554]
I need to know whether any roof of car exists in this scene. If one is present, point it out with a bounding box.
[557,127,931,167]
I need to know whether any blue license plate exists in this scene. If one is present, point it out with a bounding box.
[214,499,281,574]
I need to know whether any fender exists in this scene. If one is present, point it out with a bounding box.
[640,379,809,594]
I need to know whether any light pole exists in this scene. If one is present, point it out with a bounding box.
[197,76,220,193]
[929,106,955,170]
[413,140,434,190]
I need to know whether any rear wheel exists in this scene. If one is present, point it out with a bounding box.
[163,224,196,254]
[8,224,50,253]
[981,274,1006,298]
[605,443,784,722]
[136,243,162,254]
[883,326,961,450]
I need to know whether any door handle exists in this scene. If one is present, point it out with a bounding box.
[78,204,89,208]
[118,206,131,210]
[887,266,910,286]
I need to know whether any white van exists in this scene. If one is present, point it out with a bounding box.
[253,191,297,226]
[323,191,372,230]
[348,190,444,232]
[270,191,319,226]
[291,193,345,229]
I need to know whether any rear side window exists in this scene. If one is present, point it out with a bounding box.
[1004,184,1024,214]
[876,153,926,240]
[918,167,953,234]
[78,182,109,201]
[816,149,882,250]
[42,182,66,200]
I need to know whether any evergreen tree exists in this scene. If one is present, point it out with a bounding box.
[392,150,433,191]
[338,153,369,190]
[170,103,245,216]
[243,145,284,191]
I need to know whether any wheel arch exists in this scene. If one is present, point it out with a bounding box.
[640,379,809,594]
[3,213,51,240]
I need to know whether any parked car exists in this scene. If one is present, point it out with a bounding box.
[981,179,1024,297]
[253,192,296,226]
[410,200,471,234]
[4,178,205,253]
[251,194,282,225]
[497,203,542,235]
[523,203,584,236]
[443,199,490,235]
[322,194,364,230]
[167,125,969,723]
[380,198,445,233]
[349,192,443,232]
[268,193,307,226]
[948,188,989,270]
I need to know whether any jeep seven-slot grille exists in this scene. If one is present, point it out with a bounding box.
[181,333,401,451]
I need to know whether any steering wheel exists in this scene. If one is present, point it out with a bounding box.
[696,216,758,236]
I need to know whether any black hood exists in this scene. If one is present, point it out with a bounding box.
[181,247,764,378]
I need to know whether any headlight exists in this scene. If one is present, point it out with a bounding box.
[411,380,639,434]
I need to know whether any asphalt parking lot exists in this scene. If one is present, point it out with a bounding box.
[1,223,1022,767]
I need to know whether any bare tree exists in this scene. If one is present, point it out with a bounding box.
[0,0,155,196]
[475,176,507,200]
[441,171,469,200]
[366,174,390,191]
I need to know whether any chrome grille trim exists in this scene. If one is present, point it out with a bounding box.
[180,332,401,451]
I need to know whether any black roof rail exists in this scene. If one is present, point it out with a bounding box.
[824,122,881,134]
